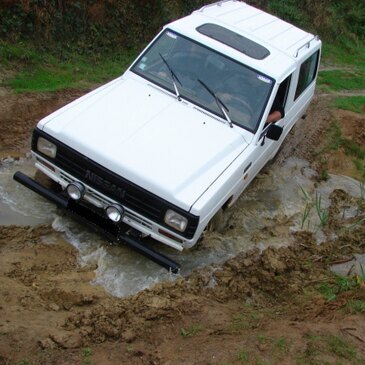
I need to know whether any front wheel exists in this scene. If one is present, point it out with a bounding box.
[205,208,226,234]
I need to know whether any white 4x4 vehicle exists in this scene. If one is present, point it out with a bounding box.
[15,0,321,272]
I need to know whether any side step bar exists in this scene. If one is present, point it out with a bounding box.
[13,171,180,273]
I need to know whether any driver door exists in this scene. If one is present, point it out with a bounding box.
[251,74,292,176]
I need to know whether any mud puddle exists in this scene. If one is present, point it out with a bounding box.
[3,157,364,297]
[331,254,365,277]
[0,156,57,225]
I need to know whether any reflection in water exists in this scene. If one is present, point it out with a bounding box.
[1,157,363,297]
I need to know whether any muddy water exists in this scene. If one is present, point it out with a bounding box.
[0,157,57,225]
[2,157,363,297]
[331,254,365,277]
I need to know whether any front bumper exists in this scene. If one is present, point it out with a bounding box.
[13,171,180,273]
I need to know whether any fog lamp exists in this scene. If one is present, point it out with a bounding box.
[106,204,124,223]
[66,182,85,201]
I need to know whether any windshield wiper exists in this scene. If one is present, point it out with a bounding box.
[159,53,182,101]
[198,79,233,128]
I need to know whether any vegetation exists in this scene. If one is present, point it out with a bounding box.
[318,273,365,302]
[180,324,203,338]
[0,42,137,92]
[334,96,365,115]
[0,0,364,93]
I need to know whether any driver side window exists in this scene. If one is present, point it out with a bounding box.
[271,74,291,116]
[260,75,292,139]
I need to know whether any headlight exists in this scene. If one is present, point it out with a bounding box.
[37,137,57,158]
[164,209,188,232]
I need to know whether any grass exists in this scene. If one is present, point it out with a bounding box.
[326,335,358,361]
[318,274,365,302]
[321,42,365,68]
[231,311,262,332]
[319,121,365,180]
[345,299,365,314]
[274,337,289,354]
[334,96,365,114]
[318,41,365,94]
[0,41,138,92]
[180,324,203,338]
[318,69,365,92]
[81,347,93,365]
[297,333,364,365]
[315,192,329,227]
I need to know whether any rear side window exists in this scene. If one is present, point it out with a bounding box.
[295,50,320,100]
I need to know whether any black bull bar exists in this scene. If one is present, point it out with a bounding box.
[13,171,180,273]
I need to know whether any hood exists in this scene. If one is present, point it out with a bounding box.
[41,76,249,211]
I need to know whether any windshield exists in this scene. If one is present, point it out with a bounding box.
[131,29,274,132]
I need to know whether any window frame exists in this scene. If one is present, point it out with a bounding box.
[294,50,320,100]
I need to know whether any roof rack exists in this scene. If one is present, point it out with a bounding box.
[198,0,237,12]
[293,35,319,58]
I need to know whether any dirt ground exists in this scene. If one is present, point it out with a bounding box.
[0,82,364,365]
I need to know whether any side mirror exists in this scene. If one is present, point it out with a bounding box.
[266,124,283,141]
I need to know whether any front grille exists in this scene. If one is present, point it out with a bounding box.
[56,151,162,220]
[33,128,199,239]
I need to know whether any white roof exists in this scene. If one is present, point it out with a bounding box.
[166,0,320,81]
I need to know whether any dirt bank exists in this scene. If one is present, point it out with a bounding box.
[0,86,364,364]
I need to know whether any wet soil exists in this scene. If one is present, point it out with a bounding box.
[0,85,364,364]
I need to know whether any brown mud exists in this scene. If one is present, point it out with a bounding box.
[0,86,364,364]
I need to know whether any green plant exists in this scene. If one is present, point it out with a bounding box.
[236,350,249,362]
[274,337,289,353]
[315,192,329,227]
[345,299,365,314]
[326,335,357,360]
[82,347,93,365]
[299,186,313,229]
[318,274,365,302]
[231,311,262,332]
[360,182,365,200]
[334,96,365,115]
[180,324,203,338]
[318,69,365,92]
[16,360,30,365]
[318,282,337,301]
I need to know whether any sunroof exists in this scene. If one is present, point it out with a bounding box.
[197,23,270,60]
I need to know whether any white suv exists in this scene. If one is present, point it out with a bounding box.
[14,0,321,272]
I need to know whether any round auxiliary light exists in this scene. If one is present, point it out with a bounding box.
[66,182,85,201]
[106,204,124,223]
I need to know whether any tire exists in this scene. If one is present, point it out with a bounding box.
[205,208,226,234]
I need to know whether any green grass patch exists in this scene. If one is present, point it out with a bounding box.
[321,42,365,68]
[326,335,358,361]
[0,42,44,65]
[1,41,138,92]
[318,69,365,92]
[318,274,365,302]
[180,324,203,338]
[345,299,365,314]
[320,121,365,179]
[230,311,262,332]
[334,96,365,114]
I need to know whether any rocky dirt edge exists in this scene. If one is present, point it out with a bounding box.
[63,189,364,343]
